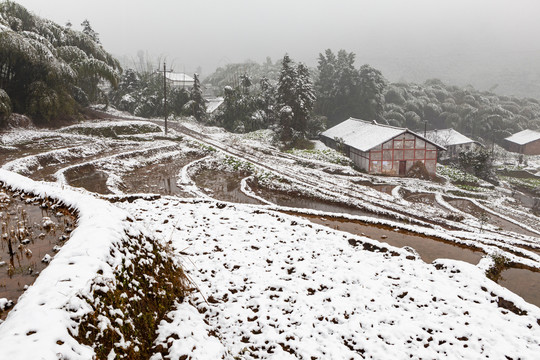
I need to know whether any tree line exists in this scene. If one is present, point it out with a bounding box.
[0,1,120,127]
[2,1,540,150]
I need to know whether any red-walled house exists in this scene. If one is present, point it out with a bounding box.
[504,129,540,155]
[320,118,445,177]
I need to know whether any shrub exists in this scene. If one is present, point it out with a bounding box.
[407,160,431,180]
[0,89,12,127]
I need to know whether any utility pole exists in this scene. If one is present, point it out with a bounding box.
[157,61,172,134]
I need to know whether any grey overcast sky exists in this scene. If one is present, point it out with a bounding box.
[10,0,540,93]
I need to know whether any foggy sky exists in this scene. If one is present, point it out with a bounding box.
[10,0,540,94]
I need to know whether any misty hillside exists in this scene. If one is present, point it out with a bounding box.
[199,54,540,145]
[373,51,540,101]
[202,58,281,94]
[382,79,540,142]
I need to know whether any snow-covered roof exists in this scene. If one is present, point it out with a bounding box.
[425,128,478,147]
[165,72,194,83]
[205,97,224,114]
[505,129,540,145]
[321,118,444,152]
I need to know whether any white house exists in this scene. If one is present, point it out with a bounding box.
[164,72,195,89]
[425,128,483,159]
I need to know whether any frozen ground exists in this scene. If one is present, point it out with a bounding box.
[1,114,540,358]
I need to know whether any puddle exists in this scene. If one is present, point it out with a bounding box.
[0,188,76,320]
[354,180,396,195]
[447,198,539,238]
[64,164,111,194]
[193,169,262,205]
[0,135,93,172]
[250,184,375,217]
[122,156,203,197]
[498,267,540,308]
[301,214,484,265]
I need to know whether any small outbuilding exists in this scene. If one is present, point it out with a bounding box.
[425,128,483,159]
[164,72,195,89]
[205,97,224,114]
[504,129,540,155]
[320,118,445,177]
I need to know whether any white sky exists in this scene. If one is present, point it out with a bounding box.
[10,0,540,83]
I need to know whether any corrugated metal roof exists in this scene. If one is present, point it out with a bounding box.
[425,128,476,146]
[505,129,540,145]
[321,118,445,152]
[322,118,404,152]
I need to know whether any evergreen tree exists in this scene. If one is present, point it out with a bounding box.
[169,87,190,117]
[356,64,386,121]
[0,88,12,127]
[315,49,359,127]
[315,49,337,100]
[188,73,206,122]
[295,62,315,133]
[216,85,240,131]
[81,19,100,43]
[240,73,252,95]
[278,105,294,143]
[257,76,276,126]
[277,55,297,111]
[277,55,299,142]
[276,55,316,144]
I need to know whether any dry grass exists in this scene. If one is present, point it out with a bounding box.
[75,233,194,359]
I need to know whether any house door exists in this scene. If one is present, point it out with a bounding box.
[399,161,407,176]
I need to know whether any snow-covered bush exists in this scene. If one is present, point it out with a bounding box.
[0,2,121,124]
[0,88,12,127]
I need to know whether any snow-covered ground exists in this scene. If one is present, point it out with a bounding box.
[1,115,540,358]
[0,170,144,359]
[123,197,540,359]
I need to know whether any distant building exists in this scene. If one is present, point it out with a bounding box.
[164,72,195,89]
[205,97,224,114]
[503,129,540,155]
[425,128,483,159]
[320,118,445,177]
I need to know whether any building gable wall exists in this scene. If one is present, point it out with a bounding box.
[523,138,540,155]
[367,132,438,176]
[320,130,439,176]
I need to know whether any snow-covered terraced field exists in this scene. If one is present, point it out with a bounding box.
[1,115,540,359]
